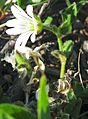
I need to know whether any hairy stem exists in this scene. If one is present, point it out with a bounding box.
[59,54,67,79]
[60,60,66,79]
[57,37,63,51]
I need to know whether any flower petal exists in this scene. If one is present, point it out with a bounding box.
[6,18,33,32]
[15,31,32,50]
[38,59,45,71]
[16,46,32,59]
[30,33,36,43]
[6,19,18,27]
[6,28,22,35]
[11,5,29,20]
[26,5,33,17]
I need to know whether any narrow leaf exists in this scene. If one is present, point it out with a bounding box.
[58,15,72,36]
[30,0,48,6]
[61,2,78,22]
[43,16,53,26]
[62,40,74,57]
[37,74,51,119]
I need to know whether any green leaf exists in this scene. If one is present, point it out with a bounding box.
[64,90,82,119]
[30,0,48,6]
[37,74,51,119]
[43,24,59,37]
[30,0,41,3]
[43,17,53,26]
[0,104,36,119]
[62,40,74,57]
[67,89,77,101]
[77,0,88,12]
[61,2,78,22]
[61,0,87,24]
[16,52,32,77]
[0,111,14,119]
[58,15,72,36]
[0,0,5,9]
[73,81,88,104]
[65,0,71,7]
[65,98,82,119]
[17,0,27,9]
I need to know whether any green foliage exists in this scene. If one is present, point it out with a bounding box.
[67,89,77,101]
[58,15,72,36]
[0,0,5,10]
[17,0,28,9]
[61,2,78,23]
[77,0,87,12]
[65,0,71,7]
[30,0,48,6]
[61,0,87,23]
[64,89,82,119]
[30,0,42,3]
[16,52,32,78]
[37,74,51,119]
[73,81,88,103]
[0,104,36,119]
[43,24,60,37]
[43,16,53,26]
[1,1,88,119]
[62,40,74,57]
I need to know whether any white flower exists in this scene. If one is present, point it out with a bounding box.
[5,4,42,50]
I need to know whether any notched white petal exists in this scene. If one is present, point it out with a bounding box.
[11,5,29,20]
[26,5,33,17]
[15,32,32,50]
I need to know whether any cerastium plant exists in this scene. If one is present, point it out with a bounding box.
[0,0,87,119]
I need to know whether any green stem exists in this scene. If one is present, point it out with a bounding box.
[59,54,67,79]
[60,60,66,79]
[57,37,63,51]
